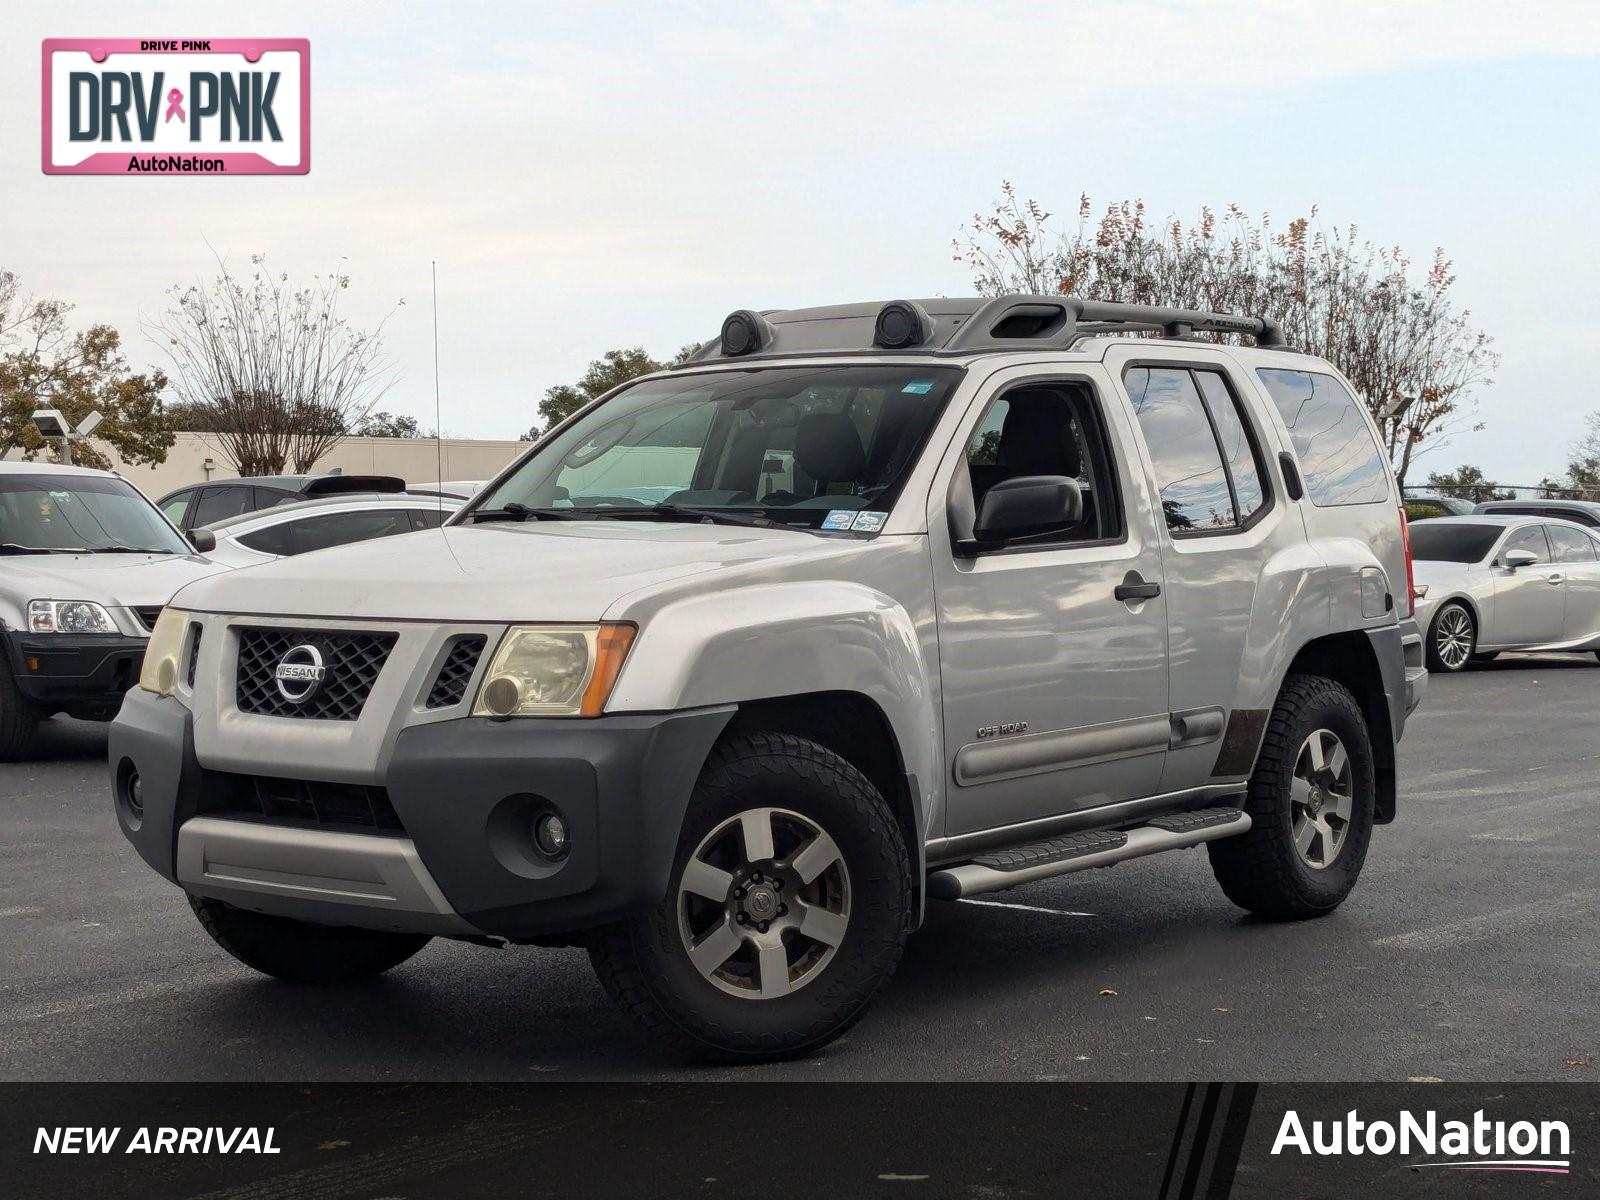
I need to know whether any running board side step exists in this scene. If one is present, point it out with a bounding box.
[926,807,1252,900]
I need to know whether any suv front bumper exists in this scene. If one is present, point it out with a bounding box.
[4,630,146,715]
[110,688,734,939]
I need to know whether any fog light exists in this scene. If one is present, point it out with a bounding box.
[873,299,931,349]
[127,772,144,818]
[720,309,772,357]
[534,812,568,858]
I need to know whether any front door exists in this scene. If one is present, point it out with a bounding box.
[1489,524,1566,647]
[1547,524,1600,644]
[929,366,1171,837]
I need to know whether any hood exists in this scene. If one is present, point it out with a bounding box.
[5,552,227,609]
[169,521,854,622]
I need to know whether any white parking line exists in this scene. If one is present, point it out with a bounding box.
[1373,890,1597,952]
[959,898,1095,918]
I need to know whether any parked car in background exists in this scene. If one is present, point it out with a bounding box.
[203,495,461,569]
[1473,497,1600,529]
[159,473,406,530]
[1401,490,1476,520]
[1411,515,1600,671]
[409,480,486,500]
[1,462,224,759]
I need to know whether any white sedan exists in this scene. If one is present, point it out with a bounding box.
[203,494,462,569]
[1411,515,1600,672]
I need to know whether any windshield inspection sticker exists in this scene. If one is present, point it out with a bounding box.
[820,510,857,531]
[851,511,888,532]
[901,380,935,394]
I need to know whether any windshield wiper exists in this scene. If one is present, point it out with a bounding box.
[640,504,796,531]
[0,543,81,555]
[85,546,176,554]
[466,503,583,523]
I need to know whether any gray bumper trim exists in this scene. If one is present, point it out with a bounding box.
[176,817,476,935]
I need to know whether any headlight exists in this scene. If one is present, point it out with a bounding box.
[472,623,636,718]
[138,609,189,697]
[28,599,118,634]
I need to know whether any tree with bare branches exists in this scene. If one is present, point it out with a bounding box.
[954,185,1498,486]
[151,256,401,476]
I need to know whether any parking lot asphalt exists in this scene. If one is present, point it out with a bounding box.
[1,656,1596,1083]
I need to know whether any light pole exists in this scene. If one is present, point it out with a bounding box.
[30,408,103,465]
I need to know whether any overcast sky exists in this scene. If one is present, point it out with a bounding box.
[5,1,1598,483]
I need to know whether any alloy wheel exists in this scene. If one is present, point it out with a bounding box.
[1290,728,1353,870]
[1434,606,1474,670]
[676,807,852,1000]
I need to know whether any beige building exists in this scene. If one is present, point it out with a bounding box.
[10,431,529,499]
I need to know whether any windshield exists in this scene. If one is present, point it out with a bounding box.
[1409,522,1503,563]
[473,365,964,530]
[0,473,190,554]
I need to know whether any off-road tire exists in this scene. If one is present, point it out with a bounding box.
[187,894,432,982]
[1425,602,1476,673]
[1207,674,1376,920]
[588,732,912,1062]
[0,653,41,762]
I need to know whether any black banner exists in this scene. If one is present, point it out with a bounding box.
[1,1083,1592,1198]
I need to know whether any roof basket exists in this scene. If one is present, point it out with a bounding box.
[676,296,1287,366]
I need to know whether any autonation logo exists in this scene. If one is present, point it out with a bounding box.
[1273,1108,1571,1175]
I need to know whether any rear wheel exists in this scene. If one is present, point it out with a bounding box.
[187,894,432,982]
[0,654,41,762]
[1208,674,1376,920]
[588,732,912,1061]
[1426,602,1475,672]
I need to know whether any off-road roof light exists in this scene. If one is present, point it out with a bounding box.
[872,300,932,349]
[720,310,774,357]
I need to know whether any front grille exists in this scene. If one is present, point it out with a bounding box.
[198,772,404,833]
[236,628,397,721]
[134,606,163,631]
[425,635,487,709]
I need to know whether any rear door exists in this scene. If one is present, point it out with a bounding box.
[1547,525,1600,643]
[928,365,1171,837]
[1109,348,1293,793]
[1488,524,1565,646]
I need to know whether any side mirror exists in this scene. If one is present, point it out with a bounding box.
[187,528,217,553]
[1501,548,1537,570]
[969,475,1083,548]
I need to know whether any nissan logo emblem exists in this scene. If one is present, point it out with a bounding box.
[273,644,326,703]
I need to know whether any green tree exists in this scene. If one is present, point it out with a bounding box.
[955,185,1498,486]
[1424,464,1512,503]
[1537,412,1600,500]
[0,270,173,470]
[350,410,428,438]
[528,344,699,438]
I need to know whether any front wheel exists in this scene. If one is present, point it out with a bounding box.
[1426,602,1476,672]
[188,895,432,982]
[1208,674,1376,920]
[588,732,912,1061]
[0,654,41,762]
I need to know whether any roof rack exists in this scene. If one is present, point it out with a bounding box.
[676,295,1288,367]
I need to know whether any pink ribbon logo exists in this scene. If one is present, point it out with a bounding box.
[164,88,185,123]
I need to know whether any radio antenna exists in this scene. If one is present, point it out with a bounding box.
[431,260,443,514]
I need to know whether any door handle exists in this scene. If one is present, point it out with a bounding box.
[1115,571,1162,602]
[1547,572,1565,585]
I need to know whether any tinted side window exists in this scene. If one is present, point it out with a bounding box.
[160,490,194,527]
[1548,526,1596,563]
[1125,367,1235,532]
[961,384,1120,546]
[1256,368,1390,507]
[236,523,291,556]
[1502,525,1551,564]
[191,486,254,526]
[1195,370,1267,522]
[409,507,447,530]
[282,510,417,556]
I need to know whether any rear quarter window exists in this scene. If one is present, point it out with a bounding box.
[1256,368,1391,507]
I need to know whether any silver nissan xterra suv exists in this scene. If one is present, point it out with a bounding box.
[112,297,1428,1061]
